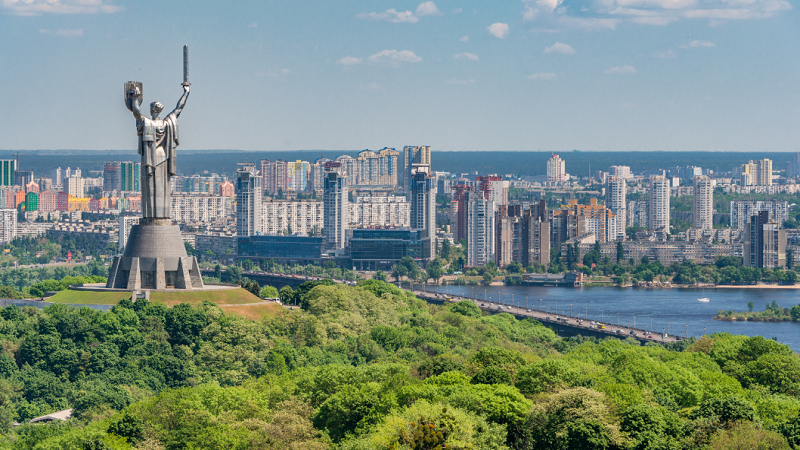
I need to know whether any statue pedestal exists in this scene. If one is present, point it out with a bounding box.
[106,222,204,290]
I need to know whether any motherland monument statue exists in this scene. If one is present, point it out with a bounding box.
[106,46,204,291]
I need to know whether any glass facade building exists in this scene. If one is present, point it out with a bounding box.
[238,235,324,264]
[349,228,430,271]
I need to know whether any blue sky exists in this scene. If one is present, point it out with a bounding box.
[0,0,797,152]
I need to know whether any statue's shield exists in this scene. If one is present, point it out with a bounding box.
[124,81,143,112]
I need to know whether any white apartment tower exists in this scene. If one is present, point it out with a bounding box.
[609,165,632,180]
[64,175,84,198]
[0,209,16,243]
[648,175,670,232]
[410,164,437,259]
[546,154,567,182]
[466,191,495,266]
[236,163,262,237]
[119,216,140,251]
[605,176,627,240]
[323,162,348,252]
[692,176,713,230]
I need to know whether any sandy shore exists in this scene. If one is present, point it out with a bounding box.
[710,283,800,290]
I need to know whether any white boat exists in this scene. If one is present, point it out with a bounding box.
[697,297,710,303]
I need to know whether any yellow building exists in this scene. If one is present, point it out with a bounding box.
[68,196,90,212]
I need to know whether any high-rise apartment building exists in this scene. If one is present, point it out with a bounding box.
[323,162,348,252]
[476,176,509,211]
[410,164,437,259]
[14,170,33,187]
[552,199,617,243]
[744,210,786,268]
[50,167,62,187]
[104,161,122,191]
[261,200,323,236]
[171,195,232,223]
[351,196,410,228]
[788,152,800,179]
[692,176,713,230]
[403,146,431,191]
[605,176,627,240]
[218,181,234,197]
[64,176,84,198]
[450,184,471,243]
[39,191,56,212]
[546,154,567,182]
[236,163,262,237]
[0,209,17,243]
[354,148,400,187]
[466,191,494,266]
[609,165,632,180]
[307,158,330,192]
[0,161,16,187]
[730,200,789,229]
[495,202,549,268]
[740,159,772,186]
[287,160,310,192]
[648,176,670,232]
[260,159,289,195]
[120,161,141,192]
[757,159,772,186]
[119,216,140,250]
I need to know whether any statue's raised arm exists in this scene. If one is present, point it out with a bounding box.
[170,84,190,119]
[125,83,144,121]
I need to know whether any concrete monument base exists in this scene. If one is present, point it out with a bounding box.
[106,221,204,290]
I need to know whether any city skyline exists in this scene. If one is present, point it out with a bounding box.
[0,0,798,152]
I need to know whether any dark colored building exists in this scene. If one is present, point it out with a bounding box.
[238,235,324,264]
[349,228,431,271]
[104,161,122,191]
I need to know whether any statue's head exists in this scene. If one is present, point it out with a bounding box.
[150,101,164,118]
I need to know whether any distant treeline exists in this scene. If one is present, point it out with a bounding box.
[0,150,794,179]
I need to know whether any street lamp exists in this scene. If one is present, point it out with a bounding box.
[667,322,670,335]
[634,316,636,329]
[601,310,603,323]
[617,313,620,326]
[526,296,528,309]
[585,306,588,320]
[540,299,543,311]
[570,304,572,317]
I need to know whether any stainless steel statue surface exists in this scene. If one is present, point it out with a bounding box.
[124,45,191,219]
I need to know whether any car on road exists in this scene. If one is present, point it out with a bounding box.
[526,309,531,312]
[600,326,606,329]
[480,303,485,307]
[614,330,621,334]
[629,331,637,336]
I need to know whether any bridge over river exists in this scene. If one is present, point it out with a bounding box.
[412,290,684,345]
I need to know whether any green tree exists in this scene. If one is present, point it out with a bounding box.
[616,241,624,263]
[279,285,295,305]
[748,301,755,312]
[107,412,144,444]
[450,300,481,319]
[482,272,494,285]
[373,270,387,282]
[260,285,279,298]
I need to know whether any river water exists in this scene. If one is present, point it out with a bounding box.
[417,284,800,351]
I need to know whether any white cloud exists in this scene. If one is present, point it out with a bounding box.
[248,22,258,28]
[39,28,83,37]
[453,7,463,13]
[681,40,715,48]
[357,9,418,23]
[604,65,637,74]
[487,22,509,38]
[337,56,363,66]
[3,0,122,15]
[416,1,440,16]
[519,0,791,28]
[447,79,475,85]
[527,72,557,80]
[652,49,676,58]
[367,49,423,65]
[558,16,620,30]
[544,42,576,55]
[257,69,292,78]
[459,35,469,42]
[453,52,479,61]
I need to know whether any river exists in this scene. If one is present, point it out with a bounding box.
[416,284,800,351]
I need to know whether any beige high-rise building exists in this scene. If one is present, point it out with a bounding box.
[648,176,670,232]
[605,176,627,240]
[64,175,84,198]
[756,159,773,186]
[740,159,772,186]
[403,146,431,191]
[692,176,713,230]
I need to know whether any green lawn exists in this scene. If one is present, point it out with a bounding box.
[150,288,261,306]
[46,287,261,307]
[48,290,132,305]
